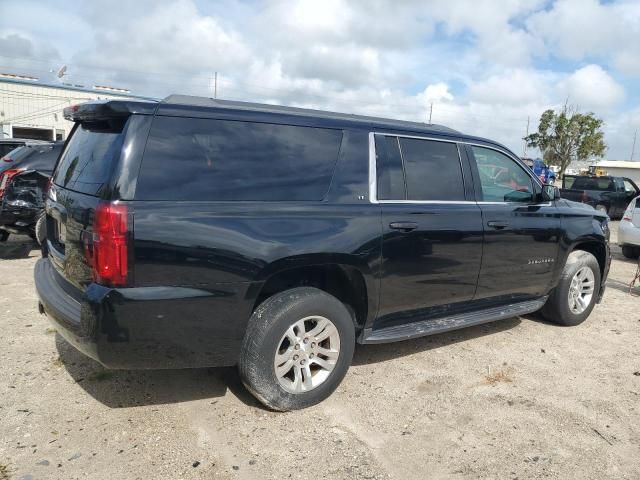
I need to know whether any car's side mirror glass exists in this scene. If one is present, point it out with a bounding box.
[542,185,560,201]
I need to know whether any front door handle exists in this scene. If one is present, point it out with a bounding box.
[487,220,509,229]
[389,221,418,232]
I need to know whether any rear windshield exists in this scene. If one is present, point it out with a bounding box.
[0,146,29,174]
[570,177,615,191]
[0,143,24,157]
[135,116,343,201]
[53,121,125,196]
[1,144,62,174]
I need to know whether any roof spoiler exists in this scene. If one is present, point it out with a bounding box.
[63,100,158,122]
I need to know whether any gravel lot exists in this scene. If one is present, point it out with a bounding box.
[1,223,639,480]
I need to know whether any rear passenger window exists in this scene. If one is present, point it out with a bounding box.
[136,117,343,201]
[375,135,405,200]
[398,138,465,201]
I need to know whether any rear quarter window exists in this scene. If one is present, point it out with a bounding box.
[571,177,615,191]
[135,117,343,201]
[18,144,63,172]
[53,121,125,196]
[0,143,23,157]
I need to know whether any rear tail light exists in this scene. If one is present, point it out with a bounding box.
[88,203,130,287]
[0,168,25,199]
[580,191,588,203]
[623,200,637,221]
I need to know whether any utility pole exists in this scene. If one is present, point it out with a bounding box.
[523,116,530,158]
[428,103,433,124]
[631,129,637,161]
[214,72,218,99]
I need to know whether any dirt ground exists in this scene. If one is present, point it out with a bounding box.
[1,223,639,480]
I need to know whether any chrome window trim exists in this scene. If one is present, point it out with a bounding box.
[369,132,467,204]
[368,132,377,203]
[368,131,546,205]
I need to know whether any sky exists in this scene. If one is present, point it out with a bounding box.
[1,0,639,160]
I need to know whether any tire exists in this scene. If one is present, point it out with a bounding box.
[595,204,608,215]
[541,250,601,326]
[0,230,8,242]
[622,245,640,259]
[239,287,355,411]
[35,212,46,246]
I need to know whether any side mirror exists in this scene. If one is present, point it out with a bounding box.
[542,185,560,201]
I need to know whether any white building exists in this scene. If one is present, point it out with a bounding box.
[595,160,640,184]
[0,73,154,141]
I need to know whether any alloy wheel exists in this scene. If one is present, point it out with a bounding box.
[567,266,595,314]
[273,316,340,394]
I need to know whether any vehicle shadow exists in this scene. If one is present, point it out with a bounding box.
[605,278,636,295]
[56,316,525,410]
[55,334,232,408]
[0,238,39,259]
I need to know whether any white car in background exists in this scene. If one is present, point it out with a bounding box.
[619,195,640,259]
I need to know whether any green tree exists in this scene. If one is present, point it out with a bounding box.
[524,105,606,177]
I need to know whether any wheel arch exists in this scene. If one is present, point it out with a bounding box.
[249,256,376,331]
[566,239,608,277]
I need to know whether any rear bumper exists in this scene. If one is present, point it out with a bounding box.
[0,206,38,233]
[619,220,640,247]
[34,258,252,369]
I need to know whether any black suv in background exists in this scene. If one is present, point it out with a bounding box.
[0,138,50,158]
[35,97,610,410]
[1,142,63,242]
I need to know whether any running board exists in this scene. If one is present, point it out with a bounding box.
[362,297,547,344]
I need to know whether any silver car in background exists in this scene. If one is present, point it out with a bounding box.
[619,195,640,259]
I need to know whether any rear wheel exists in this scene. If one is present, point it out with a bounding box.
[622,245,640,259]
[0,231,8,242]
[542,250,601,326]
[239,287,355,411]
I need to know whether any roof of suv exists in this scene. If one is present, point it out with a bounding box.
[158,95,461,137]
[67,95,511,150]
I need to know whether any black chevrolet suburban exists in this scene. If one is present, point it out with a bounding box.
[35,96,611,410]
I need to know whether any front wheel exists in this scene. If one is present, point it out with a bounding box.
[542,250,601,326]
[0,230,8,242]
[239,287,355,411]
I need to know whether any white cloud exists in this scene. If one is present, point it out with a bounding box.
[468,69,556,106]
[71,0,250,91]
[558,65,625,110]
[527,0,640,76]
[0,0,637,160]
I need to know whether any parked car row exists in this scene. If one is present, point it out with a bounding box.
[560,174,640,219]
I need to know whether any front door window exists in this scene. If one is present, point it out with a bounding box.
[472,146,534,203]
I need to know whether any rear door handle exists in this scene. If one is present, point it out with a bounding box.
[487,221,509,229]
[389,222,418,232]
